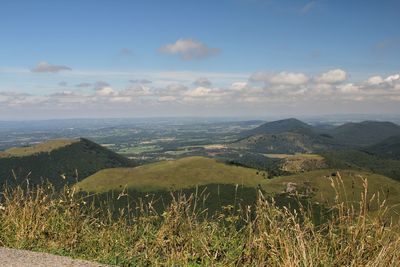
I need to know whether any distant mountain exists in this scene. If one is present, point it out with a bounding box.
[0,138,134,189]
[329,121,400,146]
[234,118,338,154]
[232,132,337,154]
[240,118,314,138]
[365,135,400,160]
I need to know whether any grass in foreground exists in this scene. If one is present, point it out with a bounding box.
[1,175,400,266]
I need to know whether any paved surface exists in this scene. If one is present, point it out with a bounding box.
[0,247,110,267]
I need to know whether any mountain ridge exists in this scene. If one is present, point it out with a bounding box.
[0,138,134,189]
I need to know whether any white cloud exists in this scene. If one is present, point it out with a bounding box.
[385,74,400,83]
[230,82,248,91]
[122,84,152,97]
[251,71,309,85]
[158,96,177,102]
[3,69,400,118]
[159,38,220,61]
[367,76,384,85]
[96,86,116,96]
[338,83,359,93]
[185,87,212,97]
[31,62,72,73]
[193,77,212,87]
[314,69,347,84]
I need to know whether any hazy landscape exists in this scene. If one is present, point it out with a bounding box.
[1,0,400,266]
[2,116,400,265]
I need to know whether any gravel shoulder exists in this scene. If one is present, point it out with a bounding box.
[0,247,110,267]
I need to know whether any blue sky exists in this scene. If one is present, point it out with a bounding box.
[1,0,400,119]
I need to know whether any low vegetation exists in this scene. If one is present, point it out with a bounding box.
[0,175,399,266]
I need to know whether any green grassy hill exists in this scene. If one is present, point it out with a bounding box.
[234,118,339,154]
[0,139,78,158]
[365,135,400,160]
[329,121,400,146]
[76,156,266,193]
[240,118,315,137]
[231,132,336,154]
[76,156,400,214]
[0,138,134,189]
[323,149,400,181]
[263,169,400,212]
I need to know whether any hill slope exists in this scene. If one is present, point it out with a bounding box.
[365,135,400,160]
[75,157,400,216]
[322,149,400,181]
[234,118,339,154]
[75,156,266,193]
[240,118,314,137]
[0,138,134,189]
[232,132,336,154]
[330,121,400,146]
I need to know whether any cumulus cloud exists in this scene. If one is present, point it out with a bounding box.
[230,82,248,91]
[385,74,400,83]
[367,76,383,85]
[93,81,111,90]
[251,71,309,85]
[122,84,152,97]
[193,77,212,87]
[3,70,400,116]
[185,87,212,97]
[31,62,72,73]
[159,38,220,60]
[96,86,117,96]
[314,69,347,84]
[158,96,177,102]
[338,83,359,93]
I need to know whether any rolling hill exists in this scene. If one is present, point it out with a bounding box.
[240,118,315,138]
[365,135,400,160]
[75,156,266,193]
[233,118,338,154]
[233,118,400,154]
[231,132,336,154]
[0,138,134,189]
[322,149,400,181]
[75,156,400,215]
[329,121,400,146]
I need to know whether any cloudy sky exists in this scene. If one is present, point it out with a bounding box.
[1,0,400,120]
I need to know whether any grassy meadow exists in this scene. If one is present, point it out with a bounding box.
[76,156,400,216]
[75,156,267,193]
[0,175,400,266]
